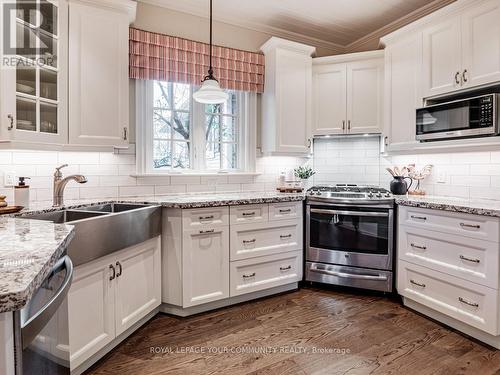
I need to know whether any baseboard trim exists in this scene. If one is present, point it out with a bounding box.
[160,283,298,317]
[71,307,159,375]
[403,297,500,349]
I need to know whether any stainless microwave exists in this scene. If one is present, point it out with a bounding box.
[416,93,499,141]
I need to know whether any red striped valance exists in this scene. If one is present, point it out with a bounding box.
[129,28,265,93]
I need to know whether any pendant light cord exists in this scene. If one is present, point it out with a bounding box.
[209,0,213,77]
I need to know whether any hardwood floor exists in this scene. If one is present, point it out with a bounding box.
[85,287,500,375]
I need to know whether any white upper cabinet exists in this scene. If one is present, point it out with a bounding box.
[0,0,68,145]
[261,37,315,155]
[68,0,135,147]
[422,0,500,98]
[461,0,500,88]
[312,51,384,136]
[312,63,346,135]
[347,58,384,134]
[422,18,461,97]
[383,34,422,149]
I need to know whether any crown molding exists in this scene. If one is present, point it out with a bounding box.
[345,0,455,53]
[69,0,137,21]
[260,37,316,56]
[138,0,457,55]
[138,0,345,55]
[313,50,384,65]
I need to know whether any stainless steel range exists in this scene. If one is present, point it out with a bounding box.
[305,184,395,292]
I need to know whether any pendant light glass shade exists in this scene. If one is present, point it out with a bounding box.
[193,0,227,104]
[193,78,229,104]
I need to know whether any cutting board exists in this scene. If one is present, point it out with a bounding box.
[0,206,24,215]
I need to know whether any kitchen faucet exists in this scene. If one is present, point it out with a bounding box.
[53,164,87,207]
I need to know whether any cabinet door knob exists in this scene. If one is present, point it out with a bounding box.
[280,265,292,271]
[454,71,461,85]
[116,261,122,277]
[7,114,13,130]
[384,136,388,146]
[347,120,351,131]
[462,69,468,83]
[458,296,478,307]
[460,222,480,229]
[342,120,345,131]
[123,127,128,141]
[242,272,256,278]
[109,264,116,281]
[410,279,425,288]
[460,255,480,263]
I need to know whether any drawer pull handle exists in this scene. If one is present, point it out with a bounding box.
[242,212,256,217]
[243,272,256,278]
[199,215,214,220]
[280,234,292,239]
[410,279,426,288]
[279,209,292,213]
[411,215,427,221]
[459,297,479,308]
[460,255,480,263]
[410,243,427,250]
[199,229,215,234]
[460,222,480,229]
[243,239,256,244]
[280,265,292,271]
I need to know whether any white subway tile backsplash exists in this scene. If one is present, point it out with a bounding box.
[119,185,154,197]
[170,175,201,185]
[154,185,187,195]
[80,186,119,199]
[12,152,58,165]
[80,164,119,176]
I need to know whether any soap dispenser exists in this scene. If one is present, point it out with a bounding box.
[14,177,31,207]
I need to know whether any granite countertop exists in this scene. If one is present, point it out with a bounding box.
[395,195,500,218]
[17,191,307,214]
[0,218,75,313]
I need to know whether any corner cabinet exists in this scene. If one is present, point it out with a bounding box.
[260,37,315,155]
[0,0,68,145]
[382,34,422,150]
[68,0,134,147]
[311,51,384,136]
[422,0,500,98]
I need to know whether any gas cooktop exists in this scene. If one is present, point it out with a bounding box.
[306,184,393,204]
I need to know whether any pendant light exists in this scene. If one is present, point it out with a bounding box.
[193,0,229,104]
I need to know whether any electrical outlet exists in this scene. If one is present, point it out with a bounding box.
[4,172,16,187]
[436,172,447,184]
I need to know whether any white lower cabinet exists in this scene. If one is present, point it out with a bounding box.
[397,206,500,345]
[182,227,230,307]
[68,237,161,370]
[162,202,304,314]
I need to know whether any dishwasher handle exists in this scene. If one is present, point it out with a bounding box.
[20,255,74,349]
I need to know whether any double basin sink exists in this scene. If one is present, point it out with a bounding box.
[20,203,162,266]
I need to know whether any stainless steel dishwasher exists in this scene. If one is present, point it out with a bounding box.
[13,255,73,375]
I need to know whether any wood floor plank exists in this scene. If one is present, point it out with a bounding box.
[85,288,500,375]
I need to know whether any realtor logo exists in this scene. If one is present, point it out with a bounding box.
[2,0,56,67]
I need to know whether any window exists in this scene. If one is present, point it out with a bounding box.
[137,80,255,174]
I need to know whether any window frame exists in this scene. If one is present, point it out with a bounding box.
[135,79,256,176]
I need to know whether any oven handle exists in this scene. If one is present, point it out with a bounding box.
[310,208,389,217]
[309,265,388,281]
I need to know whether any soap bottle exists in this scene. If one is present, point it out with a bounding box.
[14,177,31,207]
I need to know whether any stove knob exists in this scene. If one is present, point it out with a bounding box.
[368,193,373,198]
[376,193,382,198]
[385,193,391,197]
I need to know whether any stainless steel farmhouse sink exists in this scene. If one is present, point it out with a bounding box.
[19,203,161,266]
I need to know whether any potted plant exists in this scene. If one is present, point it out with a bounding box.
[294,166,315,189]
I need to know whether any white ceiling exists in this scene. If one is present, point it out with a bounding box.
[140,0,454,51]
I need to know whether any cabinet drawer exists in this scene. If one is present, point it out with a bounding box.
[182,207,229,228]
[230,204,268,225]
[230,251,302,297]
[399,206,500,241]
[230,219,302,261]
[269,202,302,221]
[398,226,499,288]
[397,260,499,335]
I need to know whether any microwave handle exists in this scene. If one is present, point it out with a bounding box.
[18,256,73,350]
[310,208,388,217]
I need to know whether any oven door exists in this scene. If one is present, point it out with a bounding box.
[306,205,393,270]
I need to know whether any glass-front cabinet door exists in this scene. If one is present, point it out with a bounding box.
[0,0,67,144]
